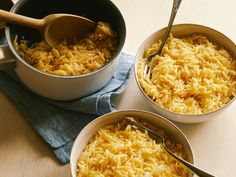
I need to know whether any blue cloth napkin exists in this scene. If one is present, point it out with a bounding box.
[0,51,134,164]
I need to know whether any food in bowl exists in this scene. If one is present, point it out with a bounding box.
[13,22,117,76]
[76,116,190,177]
[138,34,236,115]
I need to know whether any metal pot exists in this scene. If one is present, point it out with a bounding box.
[0,0,126,100]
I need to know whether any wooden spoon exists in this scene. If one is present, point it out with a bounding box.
[0,9,97,47]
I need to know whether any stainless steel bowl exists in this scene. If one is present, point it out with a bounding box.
[134,24,236,123]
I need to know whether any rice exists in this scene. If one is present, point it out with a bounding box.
[77,117,190,177]
[14,22,117,76]
[138,34,236,114]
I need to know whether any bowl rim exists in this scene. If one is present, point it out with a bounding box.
[70,109,195,176]
[5,0,126,79]
[134,23,236,117]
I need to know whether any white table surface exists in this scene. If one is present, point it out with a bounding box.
[1,0,236,176]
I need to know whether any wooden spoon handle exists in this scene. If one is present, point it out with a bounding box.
[0,9,44,30]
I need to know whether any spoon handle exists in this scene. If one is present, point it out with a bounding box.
[144,0,182,77]
[163,145,215,177]
[156,0,182,56]
[0,9,43,30]
[125,117,215,177]
[148,0,182,61]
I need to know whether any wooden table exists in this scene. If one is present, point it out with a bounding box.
[0,0,235,176]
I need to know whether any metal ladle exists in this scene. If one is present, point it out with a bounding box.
[0,9,96,47]
[144,0,182,78]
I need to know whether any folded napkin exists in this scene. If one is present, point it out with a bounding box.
[0,51,134,164]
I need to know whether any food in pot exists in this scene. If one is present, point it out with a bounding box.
[14,22,117,76]
[138,34,236,114]
[76,117,190,177]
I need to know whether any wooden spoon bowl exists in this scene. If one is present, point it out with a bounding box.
[0,9,96,47]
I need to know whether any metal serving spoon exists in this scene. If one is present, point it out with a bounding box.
[0,9,96,47]
[144,0,182,78]
[125,117,215,177]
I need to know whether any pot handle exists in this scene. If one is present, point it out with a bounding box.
[0,44,16,70]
